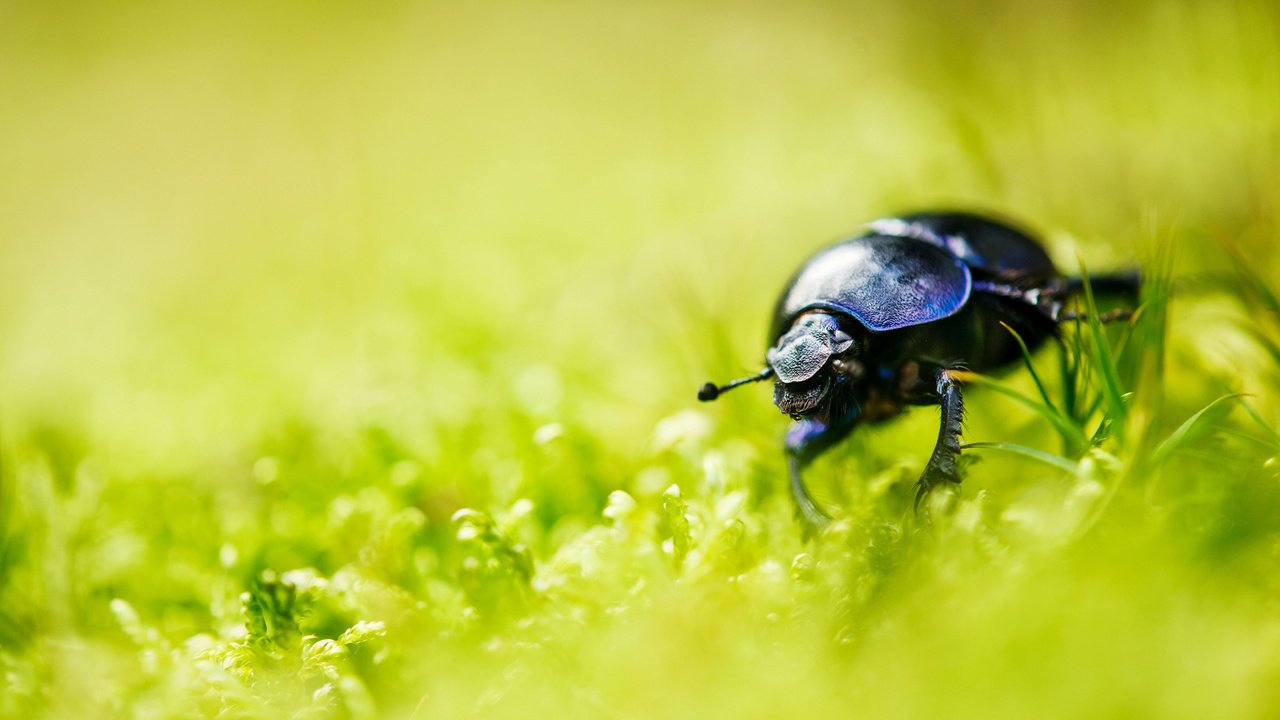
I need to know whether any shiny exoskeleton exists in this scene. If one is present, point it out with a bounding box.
[697,211,1138,530]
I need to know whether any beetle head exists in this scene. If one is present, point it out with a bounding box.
[767,313,863,417]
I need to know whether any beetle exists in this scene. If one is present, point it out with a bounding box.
[697,211,1138,530]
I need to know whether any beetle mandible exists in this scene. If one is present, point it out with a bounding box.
[697,211,1139,530]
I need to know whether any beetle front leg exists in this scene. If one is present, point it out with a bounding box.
[784,408,859,534]
[786,450,833,535]
[915,369,965,511]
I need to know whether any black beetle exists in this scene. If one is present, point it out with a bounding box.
[698,211,1138,530]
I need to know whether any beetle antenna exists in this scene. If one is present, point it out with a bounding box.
[698,367,774,402]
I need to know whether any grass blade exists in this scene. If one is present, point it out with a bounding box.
[1000,321,1057,413]
[952,370,1090,451]
[1076,255,1128,438]
[962,442,1079,474]
[1221,235,1280,316]
[1148,393,1245,468]
[1234,395,1280,448]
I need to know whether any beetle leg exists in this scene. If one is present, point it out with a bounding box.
[978,272,1142,323]
[784,408,860,535]
[1049,272,1142,322]
[1064,271,1142,298]
[915,369,965,512]
[787,454,832,535]
[1056,308,1134,324]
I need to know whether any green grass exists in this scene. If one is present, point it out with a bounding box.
[2,0,1280,717]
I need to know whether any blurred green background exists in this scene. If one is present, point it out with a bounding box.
[2,0,1279,717]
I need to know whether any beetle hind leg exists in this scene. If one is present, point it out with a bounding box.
[915,369,965,512]
[1050,272,1142,323]
[1056,307,1134,324]
[1063,271,1142,298]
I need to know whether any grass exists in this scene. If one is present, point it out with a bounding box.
[2,0,1280,717]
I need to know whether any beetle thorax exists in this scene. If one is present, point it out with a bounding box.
[767,312,865,418]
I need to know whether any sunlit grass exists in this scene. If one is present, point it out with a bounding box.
[2,0,1280,718]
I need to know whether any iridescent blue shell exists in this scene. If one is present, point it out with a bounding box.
[868,212,1057,281]
[771,234,973,338]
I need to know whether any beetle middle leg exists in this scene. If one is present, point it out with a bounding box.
[915,369,965,512]
[784,407,860,534]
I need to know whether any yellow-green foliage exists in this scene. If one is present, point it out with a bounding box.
[2,1,1280,718]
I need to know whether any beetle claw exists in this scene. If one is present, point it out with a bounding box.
[914,463,962,513]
